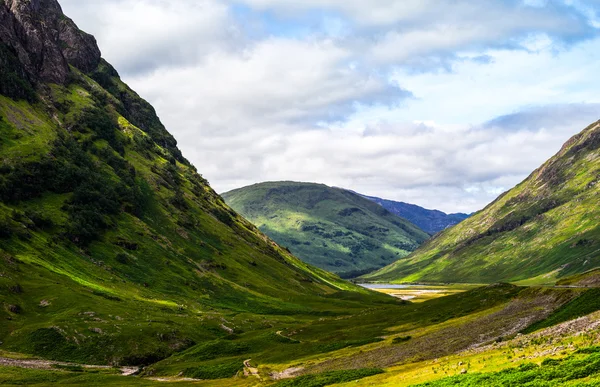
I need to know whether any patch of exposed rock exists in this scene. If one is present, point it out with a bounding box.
[0,0,101,84]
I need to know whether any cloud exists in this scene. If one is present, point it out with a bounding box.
[61,0,237,75]
[58,0,600,213]
[198,103,599,213]
[237,0,598,68]
[485,104,600,131]
[130,37,408,135]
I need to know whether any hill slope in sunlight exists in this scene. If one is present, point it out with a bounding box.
[365,121,600,284]
[223,182,429,277]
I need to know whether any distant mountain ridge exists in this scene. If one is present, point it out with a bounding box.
[365,120,600,284]
[223,182,429,278]
[358,194,470,234]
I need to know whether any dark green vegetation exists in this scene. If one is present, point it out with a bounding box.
[274,369,384,387]
[414,347,600,387]
[392,336,412,344]
[366,121,600,284]
[360,194,469,235]
[223,182,429,277]
[182,359,243,380]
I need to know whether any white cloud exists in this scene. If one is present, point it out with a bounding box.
[57,0,600,213]
[61,0,236,75]
[130,37,405,135]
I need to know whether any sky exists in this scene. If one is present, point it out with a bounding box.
[60,0,600,213]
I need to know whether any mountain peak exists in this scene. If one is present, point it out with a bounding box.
[0,0,100,84]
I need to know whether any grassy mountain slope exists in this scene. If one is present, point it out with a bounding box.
[365,121,600,284]
[0,0,392,369]
[222,182,429,277]
[360,194,469,234]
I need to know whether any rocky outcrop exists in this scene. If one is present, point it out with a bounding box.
[0,0,101,84]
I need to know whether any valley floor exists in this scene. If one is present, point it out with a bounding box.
[3,283,600,386]
[357,283,479,302]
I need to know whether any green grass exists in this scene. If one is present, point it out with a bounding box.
[274,368,384,387]
[222,182,429,277]
[412,347,600,387]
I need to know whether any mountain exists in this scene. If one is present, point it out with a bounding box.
[6,2,600,386]
[365,121,600,284]
[222,182,430,277]
[359,195,470,234]
[0,0,389,368]
[0,0,600,387]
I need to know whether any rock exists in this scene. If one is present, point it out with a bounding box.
[460,369,467,374]
[0,0,101,84]
[7,304,21,314]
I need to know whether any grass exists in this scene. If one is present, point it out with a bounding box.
[181,358,244,379]
[273,368,384,387]
[411,348,600,387]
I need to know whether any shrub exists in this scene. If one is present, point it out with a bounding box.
[115,253,129,265]
[392,336,412,344]
[0,217,14,238]
[182,360,243,380]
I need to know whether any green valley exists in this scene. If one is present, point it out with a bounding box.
[0,0,389,374]
[3,1,600,387]
[223,182,429,277]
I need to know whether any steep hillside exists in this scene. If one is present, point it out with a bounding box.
[360,194,469,234]
[222,182,429,277]
[365,121,600,284]
[0,0,388,368]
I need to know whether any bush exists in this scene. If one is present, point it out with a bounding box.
[73,107,124,155]
[392,336,412,344]
[115,253,129,265]
[0,135,148,246]
[25,210,54,230]
[0,43,37,102]
[182,360,243,380]
[0,217,14,239]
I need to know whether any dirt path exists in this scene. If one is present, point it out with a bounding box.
[243,359,261,379]
[147,377,200,382]
[0,357,138,376]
